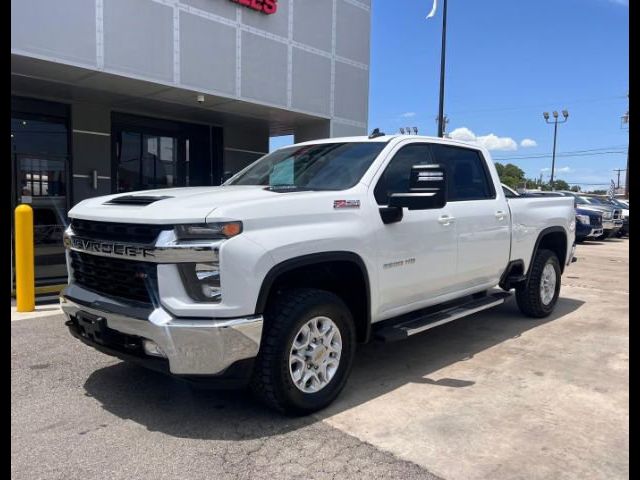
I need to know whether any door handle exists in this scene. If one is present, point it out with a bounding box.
[495,210,507,220]
[438,215,455,225]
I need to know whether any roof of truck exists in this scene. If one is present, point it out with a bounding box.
[291,134,484,150]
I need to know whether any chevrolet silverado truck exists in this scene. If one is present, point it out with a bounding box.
[60,132,576,414]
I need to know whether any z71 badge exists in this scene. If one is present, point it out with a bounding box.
[333,200,361,209]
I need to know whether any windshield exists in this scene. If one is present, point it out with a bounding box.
[577,196,602,205]
[609,198,628,208]
[573,196,588,205]
[227,142,387,191]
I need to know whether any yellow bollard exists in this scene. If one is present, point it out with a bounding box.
[15,204,35,312]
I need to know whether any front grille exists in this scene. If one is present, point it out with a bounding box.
[613,209,622,220]
[70,251,158,305]
[70,219,168,244]
[588,214,602,227]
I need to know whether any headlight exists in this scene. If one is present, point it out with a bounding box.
[576,214,590,225]
[178,262,221,302]
[175,221,242,240]
[603,211,612,219]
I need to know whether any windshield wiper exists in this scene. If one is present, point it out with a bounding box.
[264,185,338,193]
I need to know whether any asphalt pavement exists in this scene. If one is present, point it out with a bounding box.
[11,311,439,480]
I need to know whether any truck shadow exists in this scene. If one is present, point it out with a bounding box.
[83,295,584,440]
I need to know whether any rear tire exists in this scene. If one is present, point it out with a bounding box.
[250,288,356,415]
[516,249,561,318]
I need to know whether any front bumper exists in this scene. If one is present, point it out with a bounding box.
[60,284,263,380]
[602,219,623,231]
[587,227,604,238]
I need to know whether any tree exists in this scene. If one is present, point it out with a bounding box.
[570,185,581,192]
[494,162,525,189]
[553,180,570,191]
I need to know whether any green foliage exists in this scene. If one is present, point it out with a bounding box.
[494,162,526,189]
[552,180,570,191]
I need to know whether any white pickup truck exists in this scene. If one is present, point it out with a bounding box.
[60,132,576,414]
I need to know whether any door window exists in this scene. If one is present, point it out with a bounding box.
[374,144,433,205]
[429,144,495,201]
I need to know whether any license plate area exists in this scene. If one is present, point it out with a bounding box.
[76,311,108,345]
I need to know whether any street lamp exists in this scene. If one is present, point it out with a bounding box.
[435,114,449,136]
[543,109,569,190]
[436,0,448,137]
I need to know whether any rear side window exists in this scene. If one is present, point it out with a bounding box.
[502,186,517,198]
[374,144,433,205]
[430,144,495,201]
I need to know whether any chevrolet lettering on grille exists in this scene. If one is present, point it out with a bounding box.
[67,237,155,259]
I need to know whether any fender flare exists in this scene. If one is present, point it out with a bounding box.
[526,226,569,276]
[254,251,372,341]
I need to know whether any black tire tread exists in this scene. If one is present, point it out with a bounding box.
[250,288,351,414]
[516,249,560,318]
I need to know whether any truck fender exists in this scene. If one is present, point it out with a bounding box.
[254,251,372,343]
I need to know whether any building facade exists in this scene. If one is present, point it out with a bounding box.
[11,0,371,285]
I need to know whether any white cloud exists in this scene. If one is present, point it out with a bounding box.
[520,138,538,148]
[541,166,571,173]
[448,127,476,142]
[400,112,416,118]
[448,127,518,151]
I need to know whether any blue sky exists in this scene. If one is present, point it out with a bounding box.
[272,0,628,191]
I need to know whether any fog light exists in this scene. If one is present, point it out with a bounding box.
[143,339,166,358]
[201,284,222,300]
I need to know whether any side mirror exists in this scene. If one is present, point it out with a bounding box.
[388,164,447,210]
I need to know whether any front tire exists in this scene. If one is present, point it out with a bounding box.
[250,288,356,415]
[516,249,561,318]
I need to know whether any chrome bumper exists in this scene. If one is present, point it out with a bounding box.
[602,219,623,230]
[60,286,263,376]
[587,228,604,238]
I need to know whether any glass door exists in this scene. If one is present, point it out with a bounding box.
[115,131,184,192]
[11,113,69,283]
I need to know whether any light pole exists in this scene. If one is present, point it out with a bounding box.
[436,0,448,138]
[435,114,449,136]
[621,94,629,197]
[543,110,569,190]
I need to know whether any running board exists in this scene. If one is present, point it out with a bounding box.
[374,291,512,342]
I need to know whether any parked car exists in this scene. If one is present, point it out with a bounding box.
[575,207,604,242]
[555,192,622,240]
[519,190,604,242]
[603,197,629,237]
[60,134,576,414]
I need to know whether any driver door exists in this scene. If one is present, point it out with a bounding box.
[372,142,458,320]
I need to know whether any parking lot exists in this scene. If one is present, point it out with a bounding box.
[11,239,628,480]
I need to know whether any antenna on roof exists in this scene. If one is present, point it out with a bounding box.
[368,128,385,139]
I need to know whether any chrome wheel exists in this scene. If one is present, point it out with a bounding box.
[289,316,342,393]
[540,263,557,305]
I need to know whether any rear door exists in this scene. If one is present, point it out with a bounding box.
[429,143,510,289]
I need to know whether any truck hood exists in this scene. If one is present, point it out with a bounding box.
[577,205,613,214]
[68,186,286,224]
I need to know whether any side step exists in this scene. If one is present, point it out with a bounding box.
[374,291,512,342]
